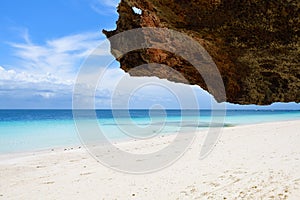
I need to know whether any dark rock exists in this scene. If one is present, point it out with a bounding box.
[104,0,300,105]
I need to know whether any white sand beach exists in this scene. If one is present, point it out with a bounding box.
[1,120,300,199]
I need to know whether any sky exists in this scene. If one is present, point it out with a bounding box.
[0,0,299,110]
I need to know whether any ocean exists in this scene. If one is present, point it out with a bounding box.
[0,109,300,153]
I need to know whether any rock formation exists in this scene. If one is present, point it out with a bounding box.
[103,0,300,105]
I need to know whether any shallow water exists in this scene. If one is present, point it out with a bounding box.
[0,109,299,153]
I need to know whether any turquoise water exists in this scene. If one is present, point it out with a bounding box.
[0,110,300,153]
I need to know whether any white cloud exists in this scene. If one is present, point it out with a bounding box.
[0,30,116,106]
[46,32,101,53]
[0,66,72,85]
[0,65,74,103]
[7,31,111,81]
[90,0,120,15]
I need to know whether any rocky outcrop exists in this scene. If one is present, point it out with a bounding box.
[103,0,300,105]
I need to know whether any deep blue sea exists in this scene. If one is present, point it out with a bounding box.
[0,109,300,153]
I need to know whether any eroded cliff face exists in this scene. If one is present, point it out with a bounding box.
[103,0,300,105]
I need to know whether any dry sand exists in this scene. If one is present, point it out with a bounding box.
[1,120,300,199]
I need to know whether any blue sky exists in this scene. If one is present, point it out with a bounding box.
[0,0,299,110]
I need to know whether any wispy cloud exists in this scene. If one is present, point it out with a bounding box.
[0,30,116,108]
[90,0,120,15]
[8,31,109,81]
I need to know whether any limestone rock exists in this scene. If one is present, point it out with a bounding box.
[103,0,300,105]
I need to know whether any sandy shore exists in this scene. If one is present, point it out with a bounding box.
[1,120,300,199]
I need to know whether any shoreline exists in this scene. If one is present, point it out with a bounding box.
[1,117,300,158]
